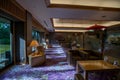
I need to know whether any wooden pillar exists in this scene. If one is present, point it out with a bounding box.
[101,29,107,58]
[83,32,85,49]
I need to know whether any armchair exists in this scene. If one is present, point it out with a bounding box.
[29,46,46,67]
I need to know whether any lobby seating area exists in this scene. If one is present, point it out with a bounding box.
[0,0,120,80]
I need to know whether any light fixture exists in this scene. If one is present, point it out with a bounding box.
[55,29,87,32]
[86,24,107,30]
[30,40,39,52]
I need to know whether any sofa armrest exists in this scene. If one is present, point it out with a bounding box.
[29,54,46,67]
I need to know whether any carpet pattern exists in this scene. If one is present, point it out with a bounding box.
[0,45,76,80]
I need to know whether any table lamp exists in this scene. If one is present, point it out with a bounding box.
[30,40,39,52]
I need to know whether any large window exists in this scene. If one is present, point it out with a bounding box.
[0,17,12,69]
[32,29,44,44]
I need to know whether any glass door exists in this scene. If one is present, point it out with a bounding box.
[0,17,12,69]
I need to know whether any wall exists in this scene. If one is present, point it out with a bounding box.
[84,32,102,52]
[15,22,26,63]
[32,17,48,33]
[104,26,120,65]
[50,32,83,48]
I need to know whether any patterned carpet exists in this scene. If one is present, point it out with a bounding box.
[0,44,76,80]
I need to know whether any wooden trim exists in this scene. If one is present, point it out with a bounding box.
[11,0,25,11]
[47,3,120,12]
[0,0,26,21]
[24,21,28,64]
[50,18,55,32]
[12,22,16,64]
[83,32,85,48]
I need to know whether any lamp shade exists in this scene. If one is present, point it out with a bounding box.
[86,24,107,30]
[30,40,39,47]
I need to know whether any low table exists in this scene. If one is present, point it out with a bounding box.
[76,60,120,80]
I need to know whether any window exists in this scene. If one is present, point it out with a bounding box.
[32,29,44,43]
[0,17,12,69]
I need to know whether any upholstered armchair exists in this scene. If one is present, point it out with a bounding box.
[29,46,46,67]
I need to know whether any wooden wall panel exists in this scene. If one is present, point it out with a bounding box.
[0,0,26,21]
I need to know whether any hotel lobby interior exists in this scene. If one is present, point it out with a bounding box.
[0,0,120,80]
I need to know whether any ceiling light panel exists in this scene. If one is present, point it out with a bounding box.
[53,18,120,28]
[50,0,120,8]
[55,29,87,32]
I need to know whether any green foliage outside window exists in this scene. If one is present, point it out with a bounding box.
[0,23,10,44]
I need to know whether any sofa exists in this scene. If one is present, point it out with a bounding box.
[29,54,46,67]
[29,46,46,67]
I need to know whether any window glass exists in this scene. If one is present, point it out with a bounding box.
[0,17,12,69]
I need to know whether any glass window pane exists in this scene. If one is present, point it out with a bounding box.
[0,17,12,69]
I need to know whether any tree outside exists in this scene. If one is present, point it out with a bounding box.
[0,22,10,54]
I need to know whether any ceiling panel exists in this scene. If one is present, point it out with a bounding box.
[53,18,120,28]
[55,29,87,32]
[16,0,120,32]
[50,0,120,8]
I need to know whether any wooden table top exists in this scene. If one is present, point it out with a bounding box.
[77,60,120,71]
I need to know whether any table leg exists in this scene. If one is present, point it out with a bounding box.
[85,72,88,80]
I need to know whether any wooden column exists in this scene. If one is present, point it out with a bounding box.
[101,29,107,58]
[83,32,85,49]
